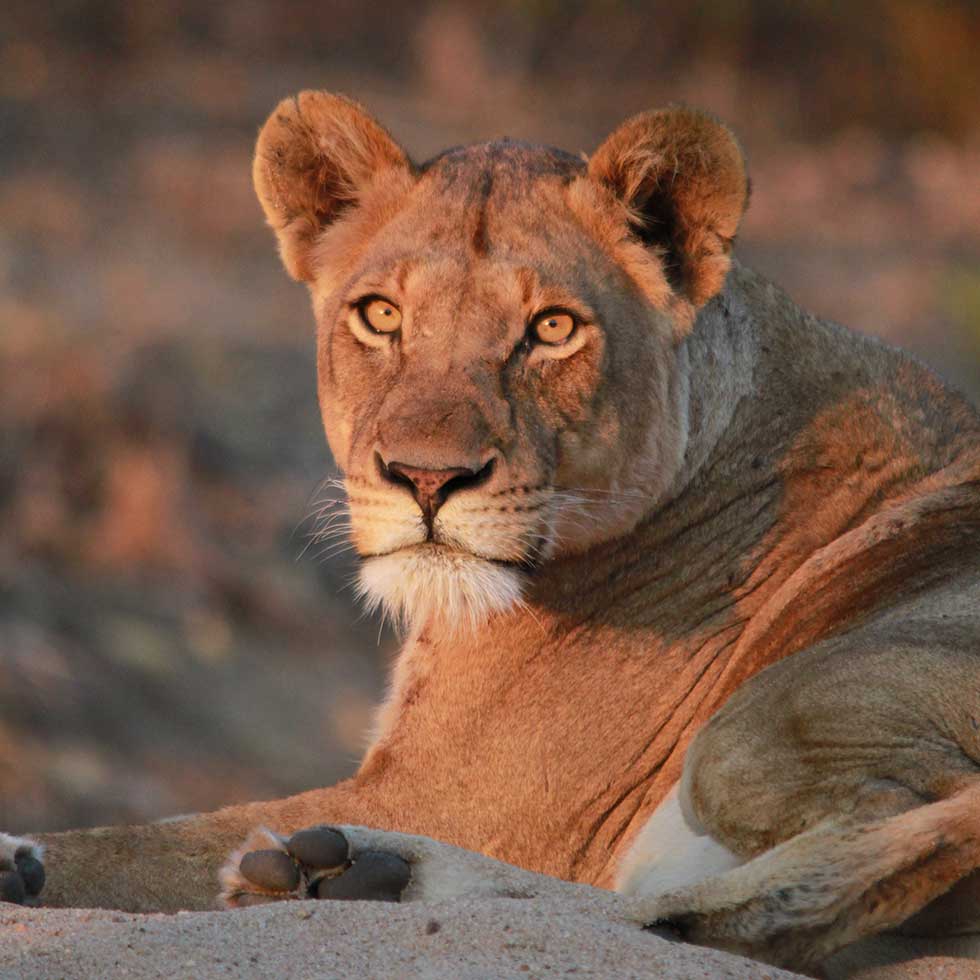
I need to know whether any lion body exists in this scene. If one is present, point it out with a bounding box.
[348,261,980,891]
[8,96,980,973]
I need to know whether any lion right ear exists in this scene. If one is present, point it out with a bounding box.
[253,92,414,281]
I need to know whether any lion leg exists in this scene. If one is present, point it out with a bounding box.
[619,631,980,971]
[630,780,980,972]
[19,780,390,912]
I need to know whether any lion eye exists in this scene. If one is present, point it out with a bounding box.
[531,311,576,345]
[359,297,402,334]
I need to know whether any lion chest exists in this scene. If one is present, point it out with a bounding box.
[355,613,745,884]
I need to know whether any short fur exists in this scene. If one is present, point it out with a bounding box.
[7,94,979,975]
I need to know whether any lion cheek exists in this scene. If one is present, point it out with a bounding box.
[554,404,623,488]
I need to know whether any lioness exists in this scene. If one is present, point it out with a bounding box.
[3,94,978,974]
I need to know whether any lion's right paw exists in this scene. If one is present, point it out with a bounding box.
[220,825,411,908]
[0,833,45,906]
[221,824,555,909]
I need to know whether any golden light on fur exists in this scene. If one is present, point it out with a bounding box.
[250,94,744,581]
[252,91,413,281]
[18,92,980,980]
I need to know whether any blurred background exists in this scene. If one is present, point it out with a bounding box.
[2,0,979,833]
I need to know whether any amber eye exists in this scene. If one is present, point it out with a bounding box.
[359,297,402,334]
[530,310,576,345]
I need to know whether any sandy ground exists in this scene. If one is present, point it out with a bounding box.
[2,892,802,980]
[6,892,980,980]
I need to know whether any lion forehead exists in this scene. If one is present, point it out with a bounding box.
[418,139,586,185]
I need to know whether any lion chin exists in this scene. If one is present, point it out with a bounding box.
[356,544,525,636]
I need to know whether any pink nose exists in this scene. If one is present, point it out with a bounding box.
[380,458,494,523]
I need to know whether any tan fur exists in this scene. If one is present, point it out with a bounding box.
[10,94,980,975]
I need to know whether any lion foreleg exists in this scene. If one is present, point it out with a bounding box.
[24,780,388,912]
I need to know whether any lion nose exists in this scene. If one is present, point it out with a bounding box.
[378,456,495,524]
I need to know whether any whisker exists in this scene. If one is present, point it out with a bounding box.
[297,496,352,559]
[311,514,354,532]
[513,595,547,636]
[307,498,347,517]
[561,486,651,497]
[290,474,346,544]
[315,542,358,563]
[309,529,355,550]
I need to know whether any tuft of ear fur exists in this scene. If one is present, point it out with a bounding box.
[588,107,749,317]
[253,91,413,281]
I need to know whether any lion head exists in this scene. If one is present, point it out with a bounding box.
[253,93,748,632]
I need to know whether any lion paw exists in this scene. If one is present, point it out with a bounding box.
[220,825,410,907]
[221,824,552,909]
[0,833,45,906]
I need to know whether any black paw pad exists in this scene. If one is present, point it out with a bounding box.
[285,826,349,870]
[239,849,300,892]
[314,850,410,902]
[15,853,45,897]
[0,870,26,905]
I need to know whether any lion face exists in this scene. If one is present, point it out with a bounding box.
[313,145,684,630]
[253,95,748,630]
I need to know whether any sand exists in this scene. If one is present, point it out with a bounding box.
[4,886,980,979]
[2,891,800,980]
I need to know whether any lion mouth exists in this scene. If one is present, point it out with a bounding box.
[368,540,538,572]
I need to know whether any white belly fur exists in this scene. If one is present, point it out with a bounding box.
[615,784,743,898]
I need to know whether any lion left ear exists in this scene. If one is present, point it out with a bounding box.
[588,107,749,315]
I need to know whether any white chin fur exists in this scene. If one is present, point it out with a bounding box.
[356,547,524,634]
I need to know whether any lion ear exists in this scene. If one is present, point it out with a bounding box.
[253,92,414,281]
[588,107,749,315]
